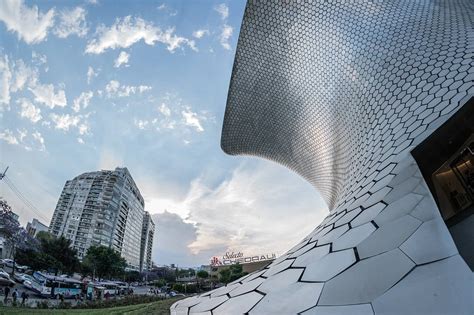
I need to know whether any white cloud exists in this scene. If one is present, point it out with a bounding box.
[156,4,177,16]
[182,107,204,132]
[192,29,209,39]
[31,51,47,66]
[145,161,328,265]
[11,59,38,92]
[104,80,151,98]
[158,103,171,117]
[219,24,233,50]
[18,98,42,123]
[134,119,149,130]
[114,51,130,68]
[85,16,196,54]
[50,112,90,136]
[214,3,229,20]
[0,0,55,44]
[53,7,88,38]
[0,55,12,108]
[72,91,93,112]
[86,66,98,84]
[77,137,85,144]
[0,128,45,151]
[78,122,90,135]
[31,131,45,151]
[0,129,18,145]
[50,113,80,131]
[29,83,67,108]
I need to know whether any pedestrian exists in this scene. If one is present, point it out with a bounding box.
[12,288,18,303]
[21,291,28,306]
[3,286,10,304]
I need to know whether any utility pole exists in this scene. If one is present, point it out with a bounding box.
[0,166,8,180]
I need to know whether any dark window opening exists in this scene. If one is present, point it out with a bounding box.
[412,97,473,270]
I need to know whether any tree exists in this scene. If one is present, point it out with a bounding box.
[218,264,247,284]
[0,199,37,275]
[42,235,80,275]
[197,270,209,279]
[124,270,141,282]
[81,245,127,280]
[196,270,209,292]
[15,233,80,275]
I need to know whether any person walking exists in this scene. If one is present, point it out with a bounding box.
[21,291,28,306]
[3,286,10,304]
[12,288,18,303]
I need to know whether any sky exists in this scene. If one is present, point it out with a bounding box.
[0,0,328,267]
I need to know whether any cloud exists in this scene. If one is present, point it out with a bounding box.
[72,91,93,112]
[0,55,12,107]
[134,119,149,130]
[98,148,124,170]
[114,51,130,68]
[18,98,42,123]
[181,107,204,132]
[158,103,171,117]
[31,51,47,67]
[214,3,229,20]
[49,112,92,136]
[11,59,38,93]
[0,0,55,44]
[50,113,80,131]
[31,131,45,151]
[85,16,196,54]
[49,113,90,136]
[86,66,98,84]
[143,93,212,133]
[29,83,67,108]
[152,211,220,267]
[146,161,328,266]
[104,80,151,98]
[0,129,18,145]
[0,128,45,151]
[192,29,209,39]
[156,4,177,17]
[219,24,233,50]
[53,7,88,38]
[212,4,233,50]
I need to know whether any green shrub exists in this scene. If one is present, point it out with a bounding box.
[36,300,50,309]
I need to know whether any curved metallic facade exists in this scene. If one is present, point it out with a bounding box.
[173,0,473,314]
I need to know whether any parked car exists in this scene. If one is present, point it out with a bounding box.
[0,259,15,268]
[23,275,42,293]
[13,272,28,283]
[170,291,185,297]
[16,265,29,272]
[0,269,15,287]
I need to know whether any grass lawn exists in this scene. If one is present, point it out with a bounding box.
[0,298,181,315]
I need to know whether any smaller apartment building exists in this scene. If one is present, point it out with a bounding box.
[49,167,154,271]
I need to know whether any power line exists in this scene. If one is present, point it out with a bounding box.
[2,175,49,222]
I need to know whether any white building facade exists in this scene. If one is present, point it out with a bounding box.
[172,0,473,314]
[49,167,149,271]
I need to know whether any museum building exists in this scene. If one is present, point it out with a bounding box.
[173,0,473,314]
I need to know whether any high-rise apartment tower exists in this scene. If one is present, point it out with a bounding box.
[49,167,154,271]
